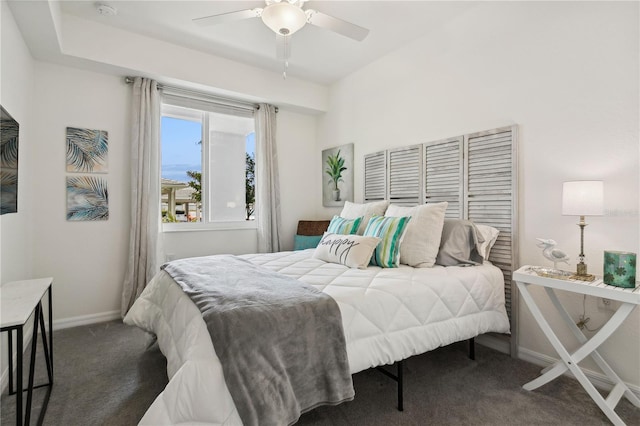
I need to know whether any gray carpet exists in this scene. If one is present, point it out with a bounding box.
[1,320,638,425]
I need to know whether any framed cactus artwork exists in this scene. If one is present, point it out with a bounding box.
[322,143,353,207]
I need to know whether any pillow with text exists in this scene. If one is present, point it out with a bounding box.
[313,232,381,269]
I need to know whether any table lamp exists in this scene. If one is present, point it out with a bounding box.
[562,181,603,281]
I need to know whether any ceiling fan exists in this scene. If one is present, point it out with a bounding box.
[193,0,369,77]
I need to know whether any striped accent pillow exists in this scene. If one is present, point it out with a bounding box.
[326,216,363,235]
[363,215,412,268]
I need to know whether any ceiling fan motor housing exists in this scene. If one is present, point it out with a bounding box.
[261,2,307,36]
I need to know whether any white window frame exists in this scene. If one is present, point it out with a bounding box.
[160,100,256,232]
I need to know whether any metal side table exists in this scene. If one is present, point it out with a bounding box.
[1,278,54,426]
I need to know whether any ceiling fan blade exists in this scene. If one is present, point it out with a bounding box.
[193,8,262,27]
[306,10,369,41]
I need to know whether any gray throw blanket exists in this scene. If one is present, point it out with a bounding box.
[163,255,354,426]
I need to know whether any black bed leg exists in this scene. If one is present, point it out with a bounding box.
[468,337,475,360]
[374,360,405,411]
[397,360,404,411]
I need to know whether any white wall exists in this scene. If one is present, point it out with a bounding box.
[276,109,319,250]
[163,228,258,261]
[29,62,131,322]
[316,1,639,387]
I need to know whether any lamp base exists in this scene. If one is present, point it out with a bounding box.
[571,261,596,281]
[577,262,588,276]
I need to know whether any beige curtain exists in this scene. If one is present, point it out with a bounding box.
[255,104,281,253]
[121,77,163,316]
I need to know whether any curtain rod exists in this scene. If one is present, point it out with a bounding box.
[124,76,278,113]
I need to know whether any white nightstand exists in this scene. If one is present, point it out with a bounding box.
[513,266,640,426]
[0,278,54,426]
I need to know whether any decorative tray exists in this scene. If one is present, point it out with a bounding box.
[528,266,575,280]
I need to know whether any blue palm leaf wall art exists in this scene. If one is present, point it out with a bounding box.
[66,176,109,221]
[66,127,108,173]
[1,105,19,215]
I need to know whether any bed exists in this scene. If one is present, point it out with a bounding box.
[125,125,517,425]
[124,247,510,425]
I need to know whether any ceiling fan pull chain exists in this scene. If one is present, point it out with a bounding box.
[276,33,291,80]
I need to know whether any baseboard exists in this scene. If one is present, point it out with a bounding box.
[52,310,121,331]
[518,346,640,399]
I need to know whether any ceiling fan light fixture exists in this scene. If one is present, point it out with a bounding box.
[261,2,307,36]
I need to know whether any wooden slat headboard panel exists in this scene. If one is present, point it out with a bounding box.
[465,126,518,338]
[425,137,464,219]
[364,151,387,201]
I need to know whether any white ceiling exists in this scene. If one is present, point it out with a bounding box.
[11,0,477,85]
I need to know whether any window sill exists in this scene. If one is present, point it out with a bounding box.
[162,221,257,233]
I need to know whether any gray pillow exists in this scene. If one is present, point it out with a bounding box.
[435,219,485,266]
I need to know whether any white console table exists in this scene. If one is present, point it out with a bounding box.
[0,278,54,426]
[514,266,640,426]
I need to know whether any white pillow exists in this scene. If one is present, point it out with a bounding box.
[385,202,448,268]
[475,224,500,260]
[313,233,381,269]
[340,200,390,235]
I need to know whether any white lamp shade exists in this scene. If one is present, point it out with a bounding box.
[562,181,604,216]
[261,2,307,36]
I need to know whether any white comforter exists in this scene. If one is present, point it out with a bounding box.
[124,250,510,425]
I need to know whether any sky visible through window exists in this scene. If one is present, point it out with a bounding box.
[161,116,255,183]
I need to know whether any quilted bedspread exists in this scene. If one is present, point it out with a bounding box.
[124,249,510,425]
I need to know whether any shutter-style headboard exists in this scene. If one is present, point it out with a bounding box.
[363,125,518,355]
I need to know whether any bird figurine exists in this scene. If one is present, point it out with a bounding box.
[536,238,570,270]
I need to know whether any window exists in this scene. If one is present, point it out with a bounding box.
[160,96,255,229]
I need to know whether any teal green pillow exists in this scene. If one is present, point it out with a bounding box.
[363,215,412,268]
[326,215,362,235]
[294,234,323,250]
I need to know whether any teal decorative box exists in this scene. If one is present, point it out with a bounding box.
[603,251,637,288]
